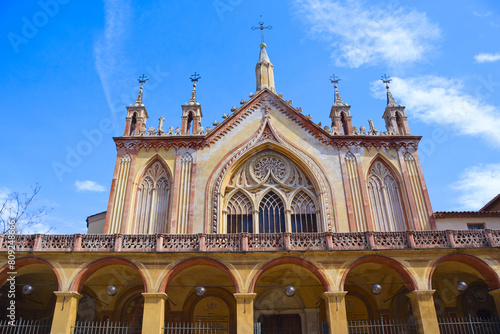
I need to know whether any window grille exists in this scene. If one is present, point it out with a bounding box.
[227,192,253,233]
[291,191,318,232]
[259,192,285,233]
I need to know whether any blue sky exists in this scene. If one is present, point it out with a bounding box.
[1,0,500,234]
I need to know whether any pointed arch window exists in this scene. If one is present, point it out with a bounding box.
[291,191,318,232]
[134,161,170,234]
[367,161,406,231]
[226,192,253,233]
[259,191,285,233]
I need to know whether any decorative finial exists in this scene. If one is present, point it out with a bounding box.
[190,72,201,83]
[134,74,148,106]
[380,74,392,89]
[138,74,149,85]
[189,72,201,104]
[329,74,340,88]
[330,74,346,106]
[381,74,401,107]
[251,14,272,44]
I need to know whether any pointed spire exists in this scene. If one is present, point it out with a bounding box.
[259,43,270,63]
[255,43,276,93]
[334,85,347,106]
[380,74,401,107]
[330,74,347,106]
[134,74,149,106]
[134,86,144,106]
[386,87,401,107]
[188,72,201,105]
[189,83,197,104]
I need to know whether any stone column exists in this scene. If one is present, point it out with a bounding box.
[407,290,439,334]
[50,291,82,334]
[489,289,500,317]
[142,293,168,334]
[304,308,320,334]
[322,291,348,334]
[234,293,256,334]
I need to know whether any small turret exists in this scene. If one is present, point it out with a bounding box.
[328,75,353,135]
[124,75,149,136]
[181,73,203,135]
[380,75,410,135]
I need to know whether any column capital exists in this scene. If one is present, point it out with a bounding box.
[142,292,168,300]
[54,291,83,299]
[406,290,435,298]
[322,291,348,300]
[233,293,257,301]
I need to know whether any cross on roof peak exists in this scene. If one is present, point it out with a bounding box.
[251,14,272,44]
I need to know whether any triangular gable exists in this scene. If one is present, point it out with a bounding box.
[203,88,332,147]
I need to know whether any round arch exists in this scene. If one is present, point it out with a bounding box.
[341,255,418,291]
[429,254,500,290]
[0,256,61,290]
[249,257,331,293]
[159,257,241,293]
[70,257,148,292]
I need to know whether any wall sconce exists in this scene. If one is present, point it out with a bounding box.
[371,284,383,295]
[456,281,468,292]
[22,285,33,295]
[285,286,295,297]
[196,286,206,297]
[106,285,118,296]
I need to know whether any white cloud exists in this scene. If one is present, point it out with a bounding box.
[75,180,106,192]
[473,11,492,17]
[371,76,500,145]
[474,53,500,63]
[0,187,10,201]
[94,0,131,127]
[294,0,440,68]
[451,163,500,210]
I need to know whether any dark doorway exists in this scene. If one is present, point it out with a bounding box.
[259,314,301,334]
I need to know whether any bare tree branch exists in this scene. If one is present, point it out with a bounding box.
[0,184,53,234]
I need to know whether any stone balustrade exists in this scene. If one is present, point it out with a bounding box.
[1,230,498,253]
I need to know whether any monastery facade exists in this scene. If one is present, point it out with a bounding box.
[1,42,500,334]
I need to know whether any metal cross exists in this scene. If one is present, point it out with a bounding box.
[138,74,149,85]
[251,14,272,44]
[190,72,201,83]
[329,74,340,84]
[380,74,392,85]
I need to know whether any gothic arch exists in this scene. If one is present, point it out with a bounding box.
[159,257,240,293]
[0,256,61,290]
[428,254,500,290]
[341,255,418,291]
[131,156,173,234]
[206,137,335,233]
[249,257,331,293]
[70,257,148,292]
[366,155,409,231]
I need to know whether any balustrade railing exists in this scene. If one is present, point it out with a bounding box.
[0,230,498,253]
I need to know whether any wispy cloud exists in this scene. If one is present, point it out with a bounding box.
[474,53,500,63]
[75,180,106,192]
[293,0,440,68]
[94,0,132,128]
[0,187,10,201]
[473,11,492,18]
[452,163,500,210]
[371,76,500,146]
